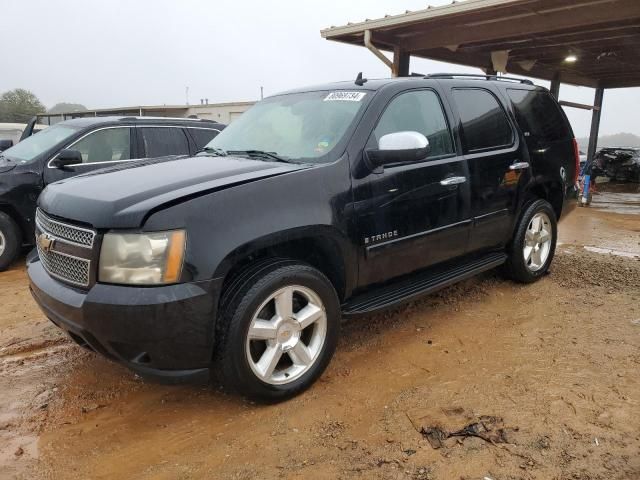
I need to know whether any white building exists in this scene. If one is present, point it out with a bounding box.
[38,101,255,125]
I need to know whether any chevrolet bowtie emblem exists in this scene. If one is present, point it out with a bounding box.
[37,233,55,253]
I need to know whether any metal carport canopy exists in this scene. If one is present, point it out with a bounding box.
[321,0,640,89]
[321,0,640,163]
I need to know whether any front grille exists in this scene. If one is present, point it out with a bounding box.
[36,244,91,287]
[35,209,96,288]
[36,209,95,248]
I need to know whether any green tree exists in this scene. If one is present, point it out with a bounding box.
[48,102,87,114]
[0,89,46,123]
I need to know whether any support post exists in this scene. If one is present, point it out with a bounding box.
[550,72,561,99]
[587,87,605,164]
[393,47,410,77]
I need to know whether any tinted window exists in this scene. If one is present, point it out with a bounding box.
[507,89,571,143]
[141,127,189,158]
[188,128,220,150]
[452,89,513,152]
[373,90,453,157]
[70,127,131,164]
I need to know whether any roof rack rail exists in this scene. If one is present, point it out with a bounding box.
[424,73,533,85]
[117,116,220,122]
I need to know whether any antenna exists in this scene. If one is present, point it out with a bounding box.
[355,72,368,86]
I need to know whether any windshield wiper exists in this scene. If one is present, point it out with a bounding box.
[227,150,296,164]
[197,146,228,157]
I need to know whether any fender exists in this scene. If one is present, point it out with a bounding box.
[143,158,358,296]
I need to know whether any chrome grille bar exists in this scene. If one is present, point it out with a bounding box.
[36,209,96,248]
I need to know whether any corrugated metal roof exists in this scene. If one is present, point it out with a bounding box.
[321,0,521,38]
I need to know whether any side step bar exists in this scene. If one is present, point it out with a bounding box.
[341,252,507,317]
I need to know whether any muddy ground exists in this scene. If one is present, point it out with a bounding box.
[1,183,639,480]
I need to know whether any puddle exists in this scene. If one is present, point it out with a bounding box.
[589,182,640,215]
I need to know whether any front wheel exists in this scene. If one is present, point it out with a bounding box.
[504,199,557,283]
[216,260,340,401]
[0,212,21,272]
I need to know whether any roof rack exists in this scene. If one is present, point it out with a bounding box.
[117,116,220,123]
[424,73,534,85]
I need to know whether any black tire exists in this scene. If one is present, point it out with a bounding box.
[0,212,21,272]
[215,259,340,402]
[503,199,557,284]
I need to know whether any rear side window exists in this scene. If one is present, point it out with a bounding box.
[140,127,190,158]
[188,128,220,150]
[507,89,572,143]
[372,90,454,158]
[452,89,513,153]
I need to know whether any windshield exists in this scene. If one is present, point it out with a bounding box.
[206,90,370,163]
[2,124,80,164]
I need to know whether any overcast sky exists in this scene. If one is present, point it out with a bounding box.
[2,0,639,137]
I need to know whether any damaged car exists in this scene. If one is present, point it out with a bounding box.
[592,147,640,182]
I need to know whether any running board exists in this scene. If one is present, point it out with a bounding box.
[341,252,507,317]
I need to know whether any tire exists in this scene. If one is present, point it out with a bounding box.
[503,199,557,284]
[0,212,21,272]
[215,259,340,401]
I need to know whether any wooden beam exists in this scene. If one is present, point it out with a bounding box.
[559,100,597,111]
[550,72,561,99]
[393,47,411,77]
[587,88,605,164]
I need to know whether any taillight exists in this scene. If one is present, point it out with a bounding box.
[572,138,580,183]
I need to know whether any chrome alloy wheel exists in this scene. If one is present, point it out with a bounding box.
[0,229,5,257]
[524,212,552,272]
[245,285,327,385]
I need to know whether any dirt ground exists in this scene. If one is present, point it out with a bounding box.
[1,183,639,480]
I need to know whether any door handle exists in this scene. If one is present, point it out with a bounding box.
[440,176,467,186]
[509,162,530,170]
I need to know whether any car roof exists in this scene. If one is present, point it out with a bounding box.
[271,75,542,97]
[58,116,225,129]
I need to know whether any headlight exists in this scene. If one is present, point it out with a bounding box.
[99,230,186,285]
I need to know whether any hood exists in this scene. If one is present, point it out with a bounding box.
[39,155,308,228]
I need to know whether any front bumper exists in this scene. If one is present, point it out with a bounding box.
[27,252,223,384]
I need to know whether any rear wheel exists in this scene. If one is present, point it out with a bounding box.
[504,199,557,283]
[216,260,340,401]
[0,212,21,271]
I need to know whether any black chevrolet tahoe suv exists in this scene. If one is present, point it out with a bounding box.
[0,116,224,270]
[28,75,579,401]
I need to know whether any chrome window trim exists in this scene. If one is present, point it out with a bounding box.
[46,125,220,169]
[36,209,96,248]
[184,127,221,132]
[46,125,132,169]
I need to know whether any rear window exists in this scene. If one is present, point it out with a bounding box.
[452,88,514,153]
[140,127,190,158]
[507,89,572,143]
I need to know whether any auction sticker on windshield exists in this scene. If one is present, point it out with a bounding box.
[324,91,367,102]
